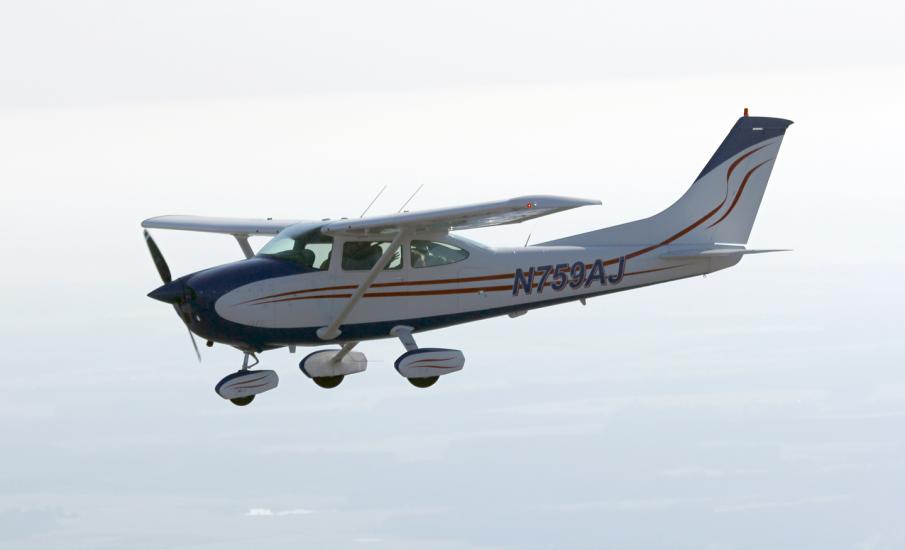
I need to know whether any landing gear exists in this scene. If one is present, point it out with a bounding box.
[390,325,464,388]
[407,376,439,388]
[313,375,344,389]
[215,352,279,406]
[300,342,367,388]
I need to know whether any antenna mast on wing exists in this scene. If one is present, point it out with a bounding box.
[360,184,388,218]
[397,184,424,213]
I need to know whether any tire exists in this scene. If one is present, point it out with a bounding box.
[313,375,344,389]
[408,376,439,388]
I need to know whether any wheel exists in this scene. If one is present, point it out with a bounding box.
[313,375,344,389]
[408,376,439,388]
[230,395,255,406]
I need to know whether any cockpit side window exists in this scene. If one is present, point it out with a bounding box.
[341,241,403,271]
[257,229,333,270]
[410,240,469,268]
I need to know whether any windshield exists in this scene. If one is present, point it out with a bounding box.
[257,228,333,270]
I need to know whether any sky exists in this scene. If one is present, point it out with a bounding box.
[1,1,904,549]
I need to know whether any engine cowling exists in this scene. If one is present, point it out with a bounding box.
[394,348,465,380]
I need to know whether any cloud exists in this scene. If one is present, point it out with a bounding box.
[276,509,314,516]
[0,508,66,541]
[245,508,314,517]
[714,495,848,513]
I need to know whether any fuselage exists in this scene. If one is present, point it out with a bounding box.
[171,229,737,352]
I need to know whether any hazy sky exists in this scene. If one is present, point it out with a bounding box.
[1,2,904,549]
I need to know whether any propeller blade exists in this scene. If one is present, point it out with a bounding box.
[186,325,202,362]
[143,229,172,283]
[143,230,200,362]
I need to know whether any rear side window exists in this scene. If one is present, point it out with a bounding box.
[342,241,402,270]
[410,240,469,268]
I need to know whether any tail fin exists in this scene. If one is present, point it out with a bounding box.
[544,114,793,247]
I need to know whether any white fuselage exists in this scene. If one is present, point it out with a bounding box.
[213,235,734,341]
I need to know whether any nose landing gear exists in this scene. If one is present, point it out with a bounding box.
[215,353,279,406]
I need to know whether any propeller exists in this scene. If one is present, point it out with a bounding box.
[144,230,202,362]
[144,230,172,283]
[185,323,202,362]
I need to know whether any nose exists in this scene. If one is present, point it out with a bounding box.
[148,279,186,304]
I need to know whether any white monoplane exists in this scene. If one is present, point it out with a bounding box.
[144,112,792,406]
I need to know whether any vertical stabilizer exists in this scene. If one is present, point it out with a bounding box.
[543,115,793,247]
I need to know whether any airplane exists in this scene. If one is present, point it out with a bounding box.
[143,111,792,406]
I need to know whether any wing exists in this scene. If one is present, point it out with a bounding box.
[141,215,304,236]
[320,195,601,237]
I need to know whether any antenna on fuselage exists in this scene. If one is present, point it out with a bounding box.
[360,184,388,218]
[397,184,424,213]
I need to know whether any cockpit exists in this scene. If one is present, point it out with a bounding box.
[256,226,333,270]
[257,224,474,272]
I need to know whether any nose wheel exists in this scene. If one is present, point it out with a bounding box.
[215,353,279,406]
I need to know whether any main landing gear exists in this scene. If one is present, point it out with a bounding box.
[390,326,465,388]
[299,342,368,389]
[215,327,465,403]
[214,352,280,406]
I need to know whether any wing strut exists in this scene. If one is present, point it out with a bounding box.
[316,230,408,341]
[234,235,255,259]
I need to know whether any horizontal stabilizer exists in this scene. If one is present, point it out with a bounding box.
[660,246,790,260]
